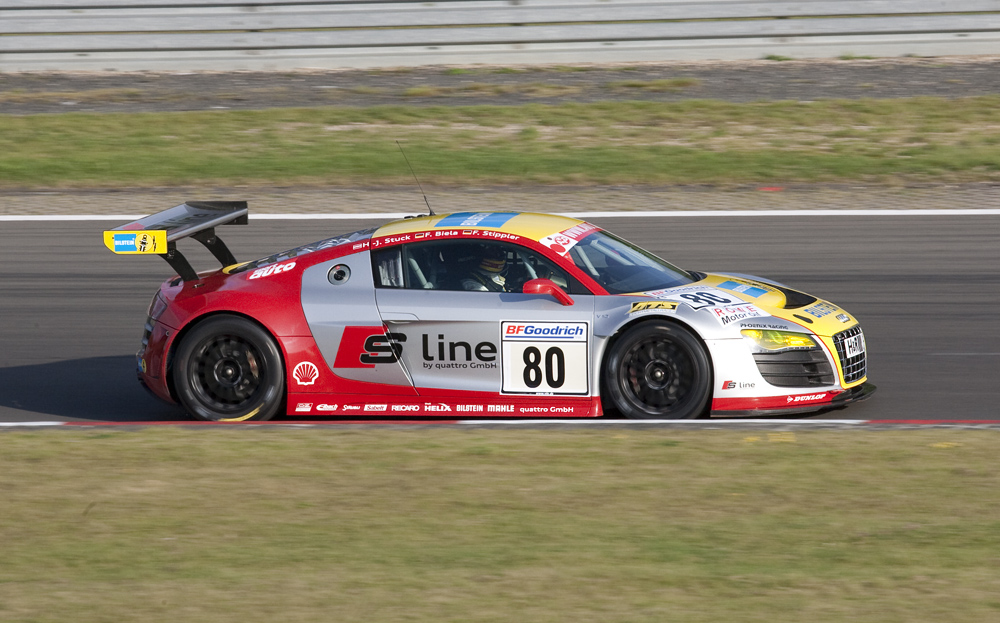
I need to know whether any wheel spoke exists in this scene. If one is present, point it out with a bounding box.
[613,327,709,418]
[188,332,267,413]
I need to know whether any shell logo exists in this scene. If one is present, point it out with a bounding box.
[292,361,320,386]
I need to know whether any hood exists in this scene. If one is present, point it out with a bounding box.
[630,273,858,337]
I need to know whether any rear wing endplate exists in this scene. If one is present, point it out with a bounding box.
[103,201,248,282]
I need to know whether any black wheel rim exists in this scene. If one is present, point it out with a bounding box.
[619,335,696,413]
[188,333,265,415]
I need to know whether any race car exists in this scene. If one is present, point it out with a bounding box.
[104,202,874,421]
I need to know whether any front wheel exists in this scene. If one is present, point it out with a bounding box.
[172,315,285,422]
[603,321,711,419]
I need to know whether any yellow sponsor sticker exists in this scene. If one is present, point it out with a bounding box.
[103,230,168,254]
[629,301,679,313]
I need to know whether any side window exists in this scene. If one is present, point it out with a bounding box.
[384,239,588,294]
[371,247,404,288]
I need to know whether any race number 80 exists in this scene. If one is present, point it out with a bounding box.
[522,346,564,388]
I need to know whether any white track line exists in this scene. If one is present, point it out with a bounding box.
[2,209,1000,222]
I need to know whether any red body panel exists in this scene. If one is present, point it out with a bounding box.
[140,232,603,417]
[138,240,360,403]
[287,393,602,417]
[711,390,844,413]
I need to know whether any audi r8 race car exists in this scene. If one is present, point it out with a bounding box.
[104,202,874,422]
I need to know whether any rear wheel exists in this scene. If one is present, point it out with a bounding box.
[603,321,711,419]
[173,315,284,422]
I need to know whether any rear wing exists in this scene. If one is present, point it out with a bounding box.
[103,201,248,282]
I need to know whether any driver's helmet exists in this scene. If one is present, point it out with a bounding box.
[478,245,508,275]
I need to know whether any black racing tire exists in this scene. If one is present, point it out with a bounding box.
[172,315,285,422]
[602,321,711,419]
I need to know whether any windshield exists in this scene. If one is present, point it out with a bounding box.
[567,231,695,294]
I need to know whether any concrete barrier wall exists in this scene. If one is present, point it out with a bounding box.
[2,1,999,71]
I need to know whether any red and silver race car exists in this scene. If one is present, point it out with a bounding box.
[104,202,874,421]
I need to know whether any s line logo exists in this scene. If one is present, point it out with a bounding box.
[333,326,406,368]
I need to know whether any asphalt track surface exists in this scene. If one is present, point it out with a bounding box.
[0,213,997,423]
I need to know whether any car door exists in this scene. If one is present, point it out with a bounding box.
[371,238,596,398]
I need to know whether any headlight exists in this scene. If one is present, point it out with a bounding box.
[740,329,817,352]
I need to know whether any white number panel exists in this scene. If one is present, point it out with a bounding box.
[844,331,866,358]
[501,322,589,395]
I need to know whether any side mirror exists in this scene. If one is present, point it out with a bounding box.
[523,278,574,306]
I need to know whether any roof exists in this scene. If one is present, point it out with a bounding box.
[373,211,588,241]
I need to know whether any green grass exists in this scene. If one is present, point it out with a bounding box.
[3,96,1000,188]
[1,428,998,623]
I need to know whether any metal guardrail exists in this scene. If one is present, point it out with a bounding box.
[1,1,999,71]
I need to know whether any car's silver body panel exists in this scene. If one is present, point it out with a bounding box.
[291,213,869,415]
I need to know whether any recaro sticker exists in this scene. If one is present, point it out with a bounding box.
[501,322,589,395]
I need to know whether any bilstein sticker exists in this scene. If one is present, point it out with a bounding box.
[104,230,168,254]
